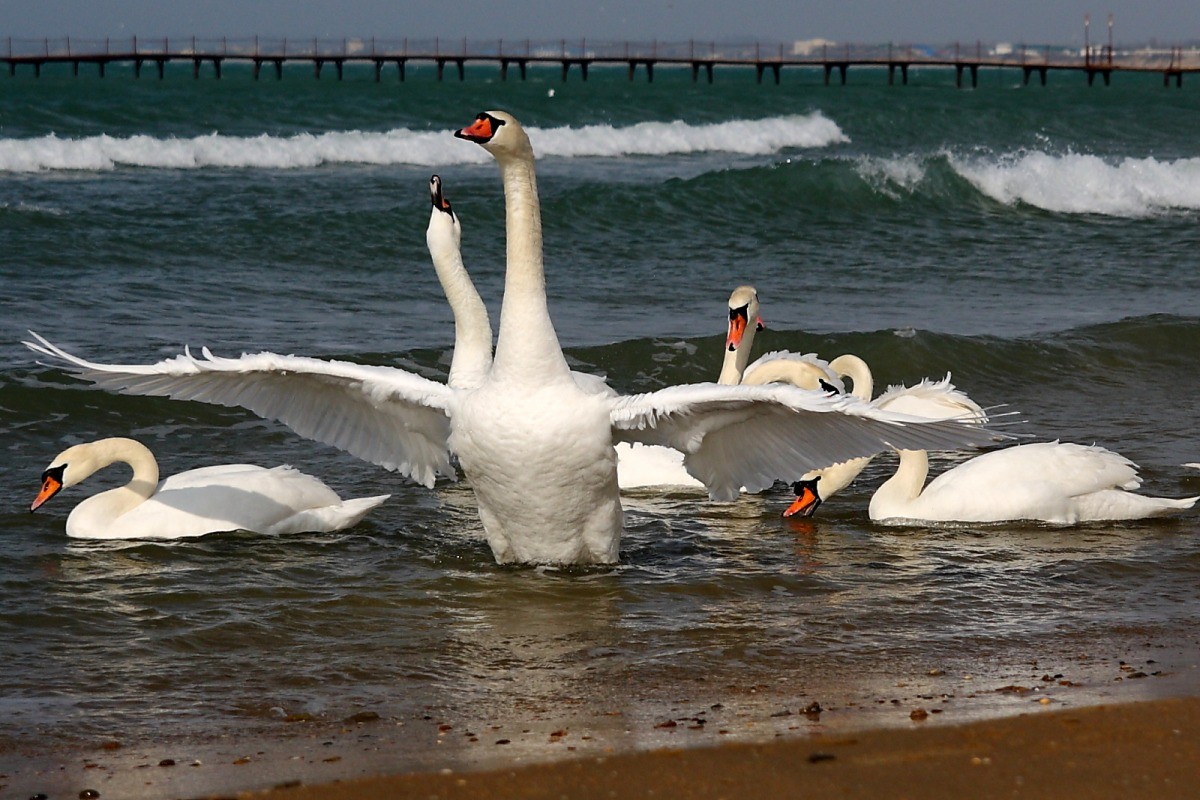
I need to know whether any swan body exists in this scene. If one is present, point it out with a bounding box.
[31,437,389,539]
[785,357,988,516]
[868,441,1198,525]
[23,111,1003,565]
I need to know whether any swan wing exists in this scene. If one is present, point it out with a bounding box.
[25,332,455,488]
[610,382,998,501]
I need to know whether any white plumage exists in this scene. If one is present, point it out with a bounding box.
[31,437,388,539]
[868,441,1198,525]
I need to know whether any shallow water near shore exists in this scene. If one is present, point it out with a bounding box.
[2,63,1199,796]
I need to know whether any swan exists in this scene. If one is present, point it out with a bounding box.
[783,356,989,517]
[31,437,389,539]
[23,110,1004,565]
[427,174,492,391]
[617,286,844,489]
[862,440,1198,525]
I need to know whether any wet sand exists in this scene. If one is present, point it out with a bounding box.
[4,661,1198,800]
[240,695,1200,800]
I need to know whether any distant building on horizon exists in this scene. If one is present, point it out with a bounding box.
[792,38,836,56]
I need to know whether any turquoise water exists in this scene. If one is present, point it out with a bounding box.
[2,63,1199,782]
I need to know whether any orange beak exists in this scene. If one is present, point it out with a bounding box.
[31,472,63,512]
[455,113,501,144]
[782,479,822,519]
[755,315,766,332]
[727,311,748,352]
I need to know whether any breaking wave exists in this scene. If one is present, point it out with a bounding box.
[0,113,847,173]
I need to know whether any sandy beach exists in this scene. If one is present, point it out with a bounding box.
[4,656,1197,800]
[239,696,1200,800]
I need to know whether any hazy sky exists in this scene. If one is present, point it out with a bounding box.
[0,1,1195,47]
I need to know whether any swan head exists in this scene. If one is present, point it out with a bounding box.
[455,110,533,161]
[782,477,822,519]
[427,174,462,248]
[31,437,153,513]
[30,441,99,511]
[726,285,764,353]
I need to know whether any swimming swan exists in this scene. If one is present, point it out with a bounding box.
[23,110,1002,565]
[31,437,389,539]
[784,357,988,516]
[862,440,1198,525]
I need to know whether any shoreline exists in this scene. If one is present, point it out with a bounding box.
[241,694,1200,800]
[4,654,1196,800]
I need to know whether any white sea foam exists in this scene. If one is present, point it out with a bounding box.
[951,151,1200,217]
[855,154,927,197]
[0,113,846,173]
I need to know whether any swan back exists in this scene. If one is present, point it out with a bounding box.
[873,375,989,424]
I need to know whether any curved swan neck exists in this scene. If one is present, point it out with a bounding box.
[491,151,570,382]
[62,438,160,520]
[741,358,825,389]
[873,448,929,510]
[66,438,158,489]
[427,213,493,390]
[829,354,873,400]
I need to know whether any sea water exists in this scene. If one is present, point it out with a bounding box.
[1,62,1198,771]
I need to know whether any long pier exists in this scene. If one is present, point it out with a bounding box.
[3,37,1199,87]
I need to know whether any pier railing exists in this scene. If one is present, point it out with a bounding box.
[4,36,1200,85]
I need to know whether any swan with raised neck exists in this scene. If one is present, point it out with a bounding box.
[455,111,568,386]
[453,110,622,563]
[426,174,492,390]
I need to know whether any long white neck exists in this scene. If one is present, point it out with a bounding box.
[801,354,875,500]
[869,448,929,518]
[67,438,160,526]
[490,151,570,383]
[716,325,760,385]
[829,354,873,400]
[427,217,493,390]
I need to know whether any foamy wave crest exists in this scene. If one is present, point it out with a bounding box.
[855,155,928,197]
[0,114,846,173]
[533,113,848,158]
[951,151,1200,217]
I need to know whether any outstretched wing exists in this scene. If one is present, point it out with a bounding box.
[610,382,998,501]
[26,332,455,487]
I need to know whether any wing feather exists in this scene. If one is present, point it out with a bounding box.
[25,332,455,487]
[611,382,1001,501]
